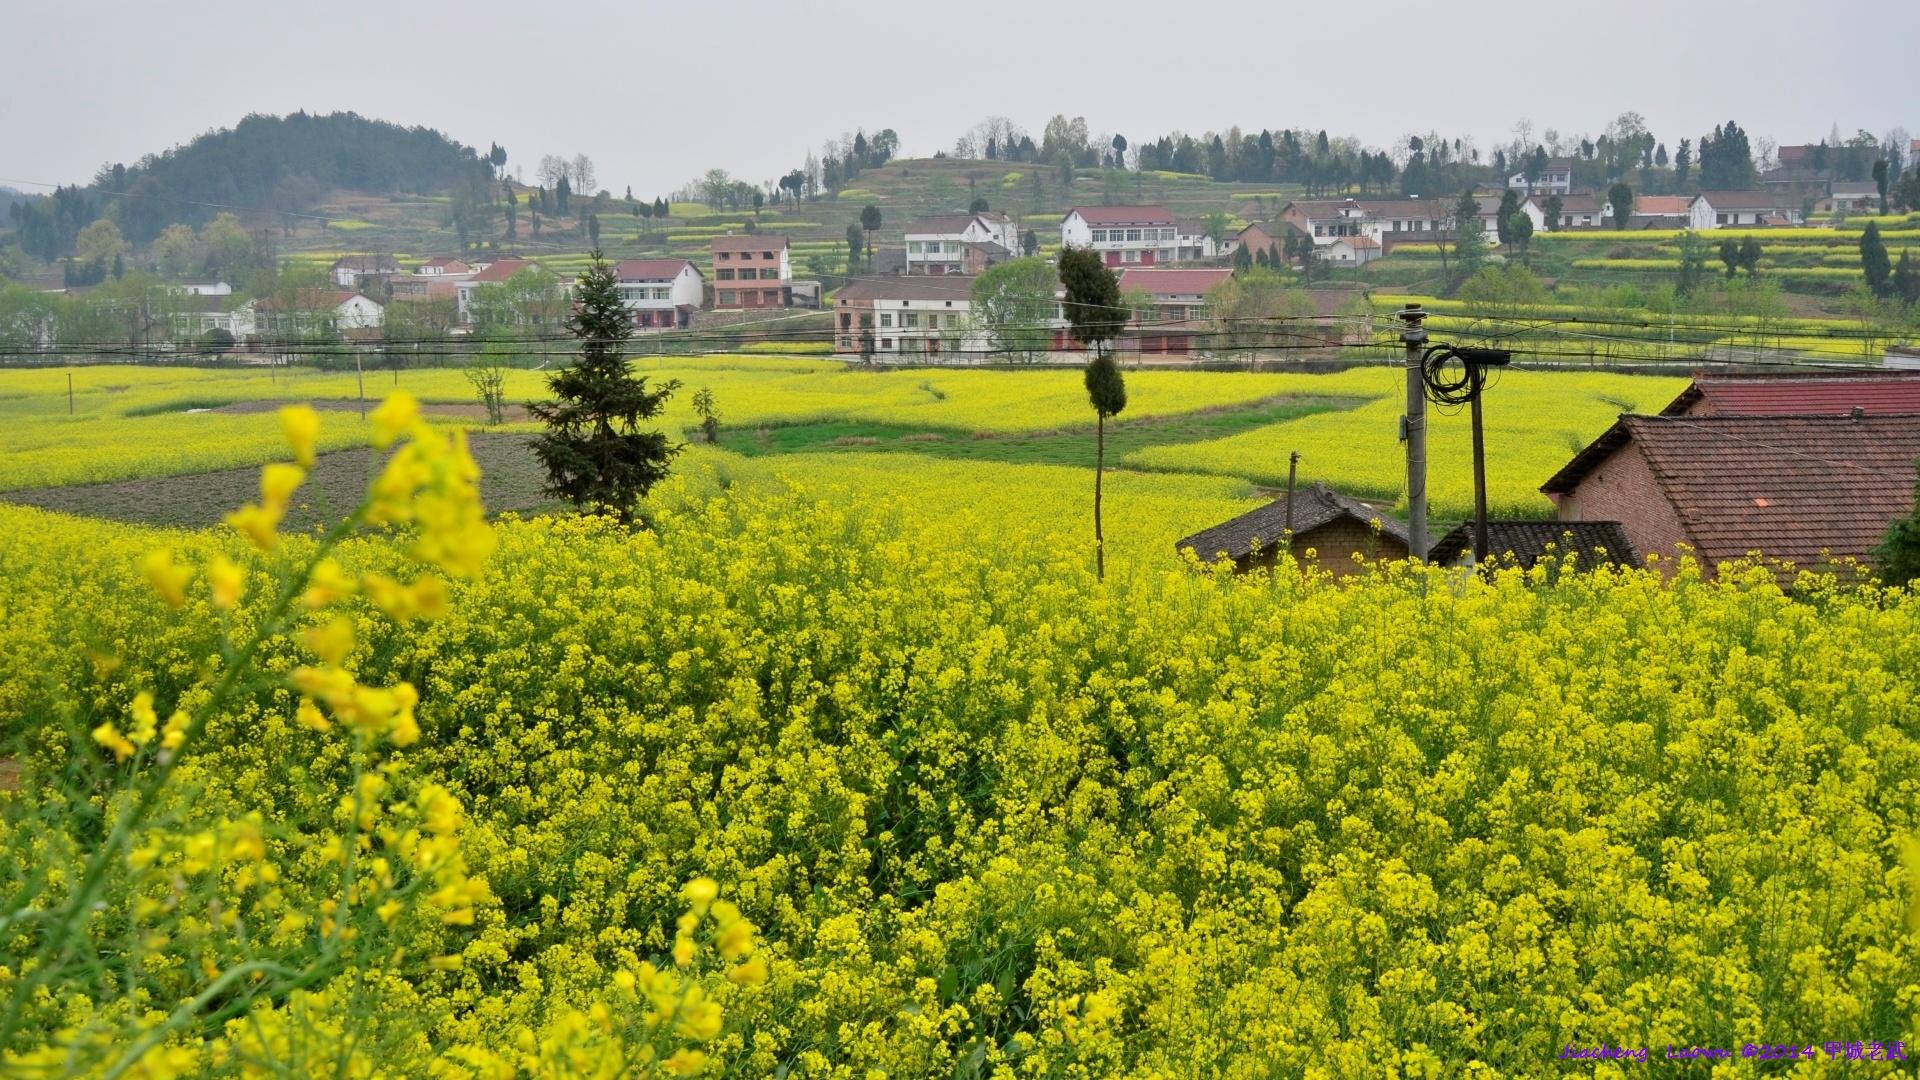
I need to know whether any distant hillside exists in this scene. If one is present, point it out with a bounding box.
[108,111,491,240]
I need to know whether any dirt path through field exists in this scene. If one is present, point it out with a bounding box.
[210,399,536,422]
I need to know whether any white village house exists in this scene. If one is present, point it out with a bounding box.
[903,212,1019,275]
[615,259,704,329]
[1508,157,1575,195]
[1689,191,1802,230]
[833,276,987,358]
[1061,206,1181,266]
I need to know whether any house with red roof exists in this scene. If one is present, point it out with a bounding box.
[1658,370,1920,417]
[1542,410,1920,577]
[454,259,542,321]
[616,259,703,329]
[1061,206,1180,267]
[1116,267,1233,322]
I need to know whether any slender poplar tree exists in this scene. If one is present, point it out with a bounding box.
[1059,245,1128,581]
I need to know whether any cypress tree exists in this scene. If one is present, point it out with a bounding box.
[530,250,682,524]
[1861,221,1892,297]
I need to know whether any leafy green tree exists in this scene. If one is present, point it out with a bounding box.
[75,219,127,264]
[1676,230,1710,295]
[1872,468,1920,587]
[1738,235,1763,276]
[971,257,1058,363]
[1233,239,1253,273]
[1542,195,1564,232]
[1674,139,1692,188]
[691,387,720,443]
[845,224,865,274]
[969,197,990,214]
[1496,190,1521,249]
[859,205,882,269]
[1874,159,1891,214]
[152,223,198,277]
[556,176,572,216]
[654,197,669,219]
[530,250,682,524]
[1201,211,1232,248]
[1451,192,1486,285]
[1894,248,1919,306]
[1720,239,1740,279]
[587,214,601,248]
[1205,267,1314,356]
[1861,221,1893,297]
[1511,211,1534,257]
[1021,229,1038,256]
[1608,183,1634,231]
[1081,352,1128,583]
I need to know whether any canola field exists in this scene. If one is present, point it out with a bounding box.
[0,359,1685,523]
[1,396,1917,1076]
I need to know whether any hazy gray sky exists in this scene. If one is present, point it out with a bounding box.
[3,0,1915,198]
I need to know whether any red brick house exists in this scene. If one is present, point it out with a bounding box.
[1541,413,1920,575]
[710,235,791,309]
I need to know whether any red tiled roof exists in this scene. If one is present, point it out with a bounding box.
[1634,196,1691,215]
[711,234,788,252]
[1543,413,1920,569]
[1661,372,1920,417]
[466,259,538,283]
[1116,267,1234,295]
[1693,190,1789,212]
[422,257,468,269]
[1070,205,1176,226]
[615,259,698,282]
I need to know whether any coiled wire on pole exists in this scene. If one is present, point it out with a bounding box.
[1422,343,1512,406]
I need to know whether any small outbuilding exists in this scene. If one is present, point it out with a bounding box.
[1176,482,1414,577]
[1430,520,1638,572]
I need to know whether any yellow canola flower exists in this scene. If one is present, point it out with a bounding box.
[224,502,282,552]
[92,722,135,762]
[295,698,331,733]
[361,572,449,622]
[369,391,421,449]
[303,558,358,608]
[726,955,768,985]
[128,691,159,746]
[415,784,463,837]
[207,555,246,610]
[226,820,266,862]
[139,549,193,608]
[682,877,719,908]
[280,404,320,467]
[301,616,357,668]
[661,1049,708,1077]
[260,463,306,513]
[160,709,189,752]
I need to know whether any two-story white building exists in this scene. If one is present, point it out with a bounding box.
[1061,206,1180,266]
[330,254,401,289]
[833,276,986,357]
[615,259,704,329]
[1689,191,1802,230]
[1508,157,1575,195]
[904,212,1019,275]
[454,258,539,321]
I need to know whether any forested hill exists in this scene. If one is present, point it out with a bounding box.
[105,111,492,240]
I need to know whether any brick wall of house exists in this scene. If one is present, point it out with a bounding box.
[1244,517,1411,578]
[1560,442,1693,569]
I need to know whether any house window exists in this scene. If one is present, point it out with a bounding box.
[762,252,774,260]
[902,312,919,327]
[909,241,923,253]
[881,338,892,349]
[761,269,779,280]
[716,269,734,280]
[719,291,737,305]
[1126,229,1142,241]
[880,313,893,327]
[718,252,731,260]
[1091,230,1107,242]
[840,336,851,347]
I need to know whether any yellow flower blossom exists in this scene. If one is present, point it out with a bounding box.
[280,404,320,467]
[92,722,135,762]
[128,691,158,746]
[224,502,282,552]
[139,548,193,608]
[260,462,306,513]
[301,615,357,668]
[207,555,246,610]
[303,558,358,608]
[370,391,421,448]
[661,1049,707,1077]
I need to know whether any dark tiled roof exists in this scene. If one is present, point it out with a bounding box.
[1070,205,1177,226]
[1430,520,1638,571]
[1660,372,1920,417]
[615,258,698,282]
[1543,414,1920,568]
[331,254,400,272]
[1693,190,1790,212]
[904,215,982,235]
[833,275,974,303]
[1175,482,1411,564]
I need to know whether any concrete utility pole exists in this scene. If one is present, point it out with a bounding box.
[1398,304,1428,561]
